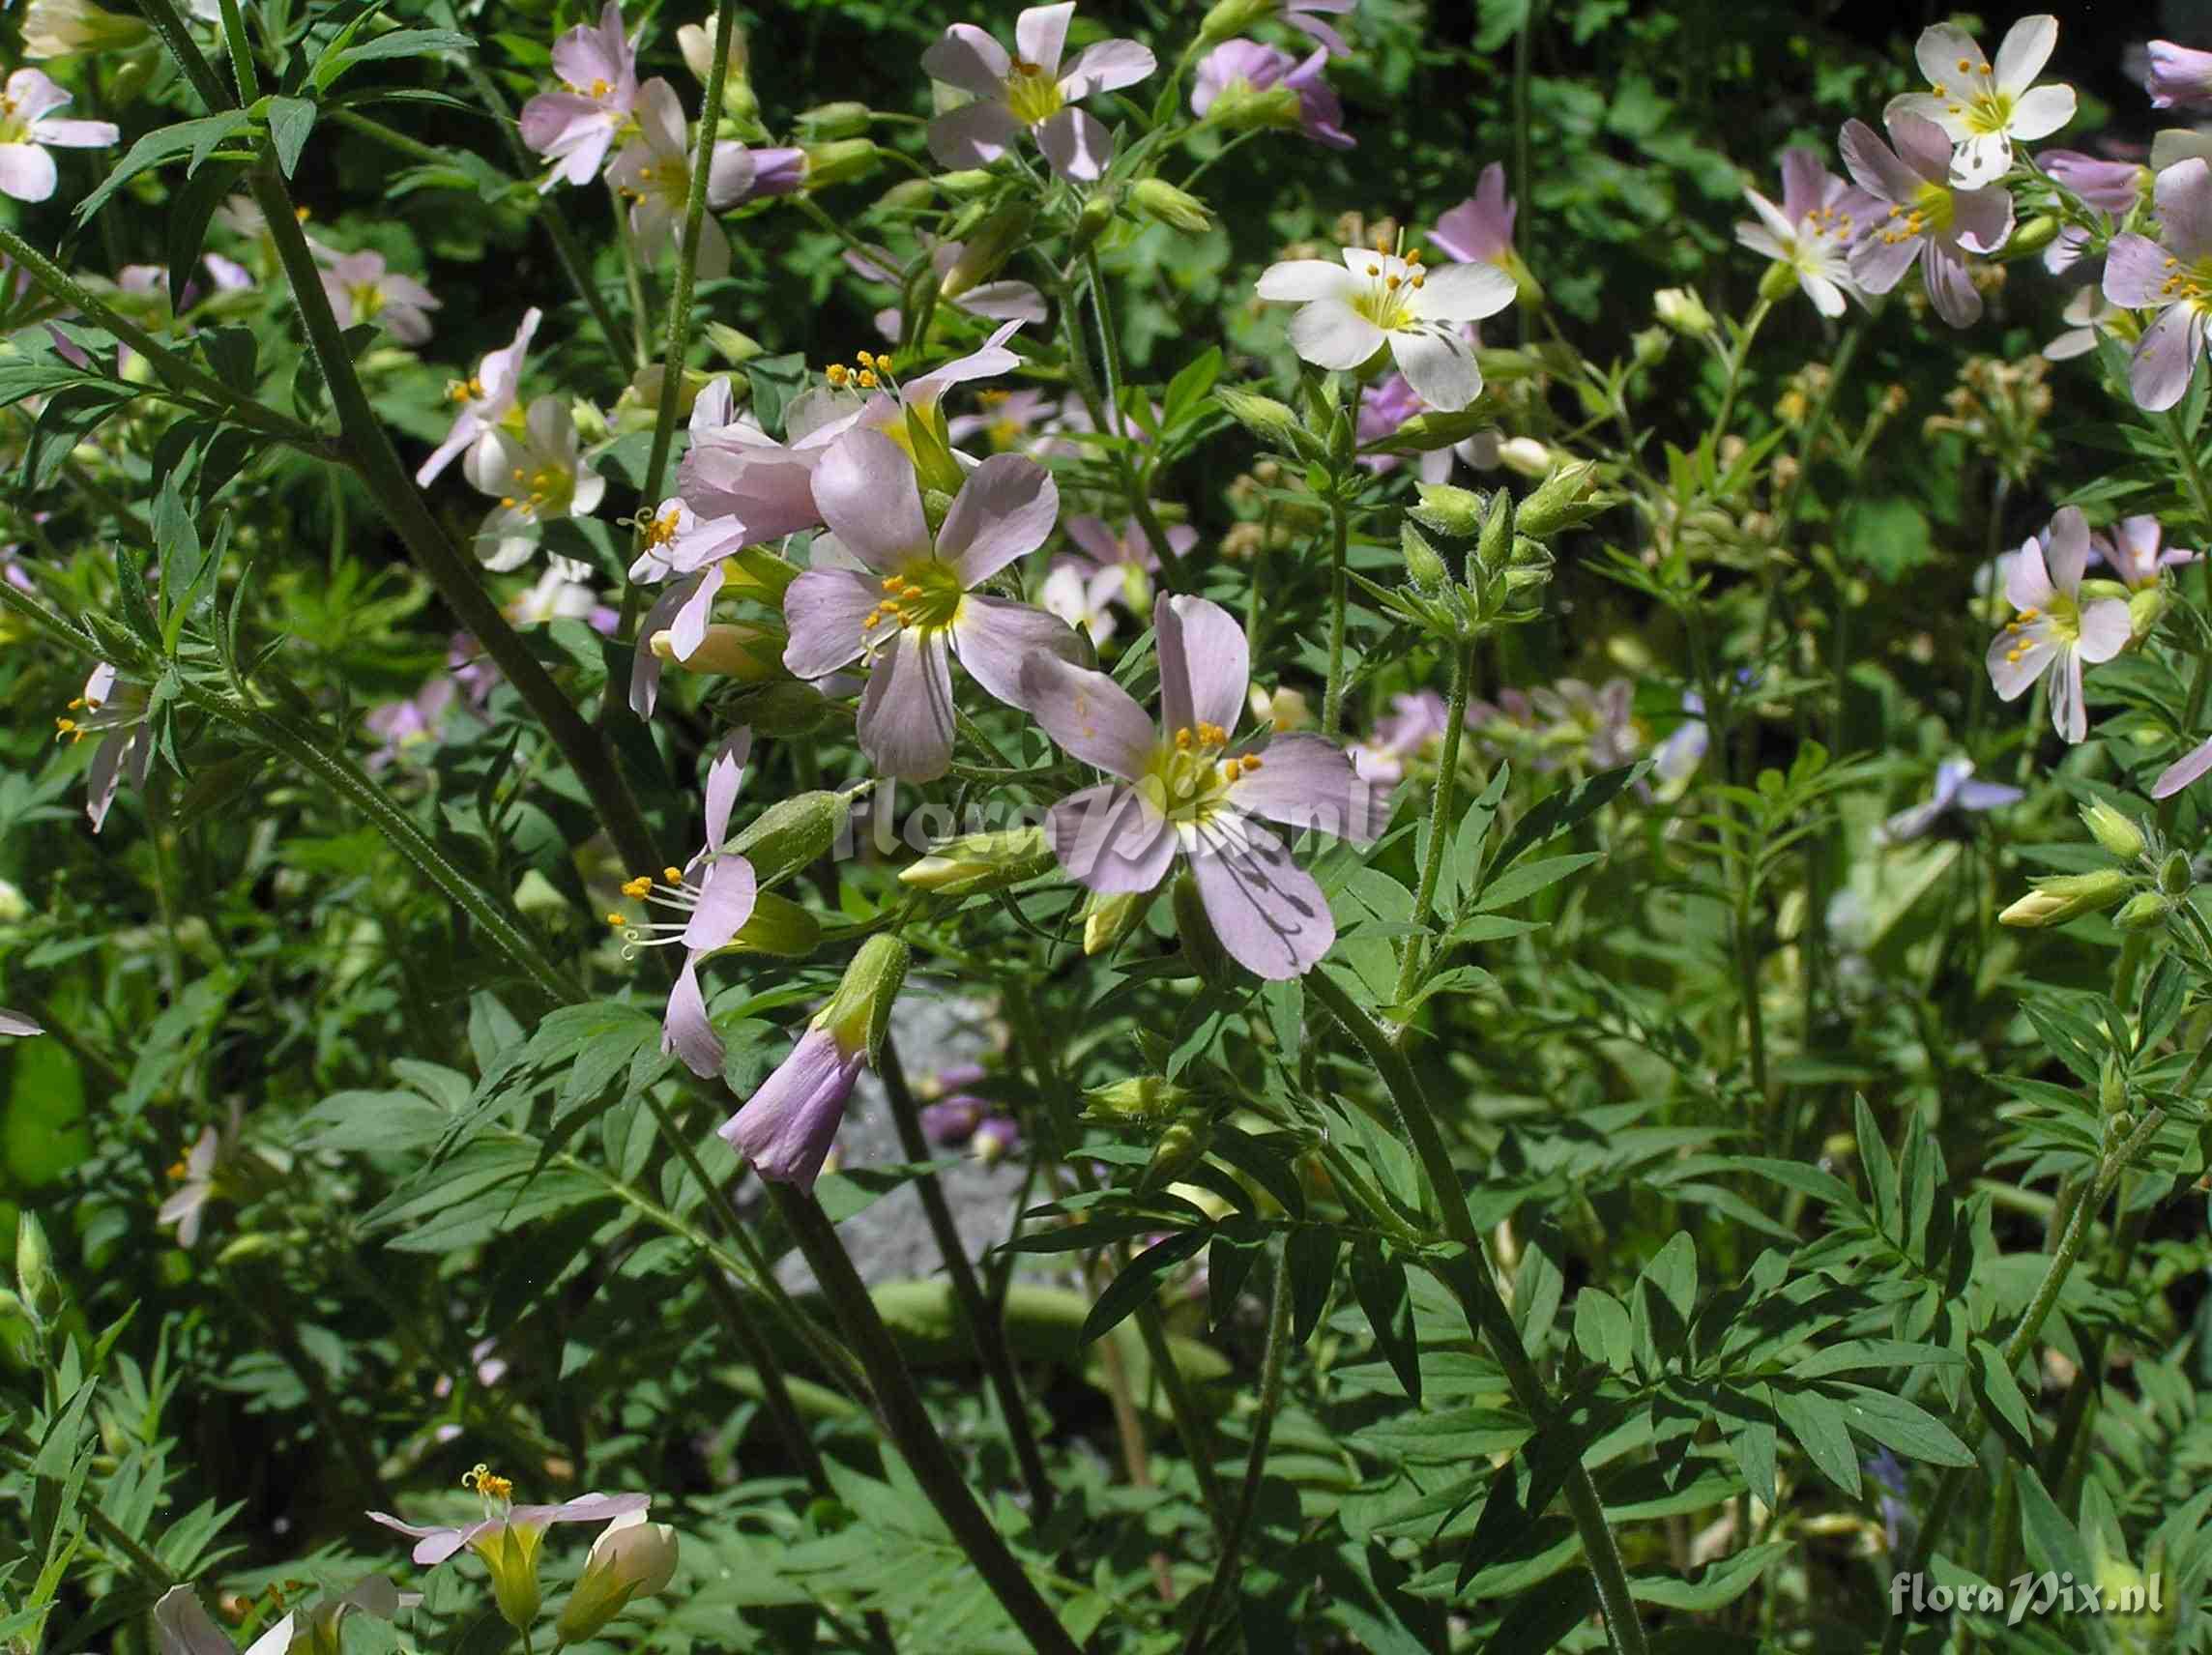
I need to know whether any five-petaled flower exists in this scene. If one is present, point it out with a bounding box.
[0,67,118,203]
[1256,238,1515,411]
[1838,111,2014,328]
[2091,514,2197,590]
[1875,757,2022,844]
[606,78,755,277]
[318,248,440,345]
[418,308,541,487]
[1191,39,1353,149]
[1734,147,1871,318]
[1018,595,1384,979]
[1985,507,2132,743]
[517,0,639,190]
[781,427,1080,780]
[473,395,606,571]
[920,2,1157,182]
[2102,159,2212,412]
[1886,15,2075,189]
[57,661,150,832]
[2148,41,2212,111]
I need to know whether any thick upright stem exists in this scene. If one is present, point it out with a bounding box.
[878,1035,1055,1520]
[1305,970,1648,1655]
[1322,491,1352,739]
[768,1185,1082,1655]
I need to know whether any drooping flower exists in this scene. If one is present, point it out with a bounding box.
[318,248,440,345]
[1734,148,1870,318]
[517,0,639,190]
[719,935,907,1192]
[2148,42,2212,111]
[1985,507,2132,743]
[1018,595,1384,979]
[0,68,118,202]
[473,395,606,571]
[1875,758,2023,844]
[1256,241,1514,410]
[2090,515,2197,590]
[1649,689,1709,791]
[1431,163,1519,272]
[781,428,1077,780]
[556,1509,679,1644]
[1886,15,2076,188]
[2102,159,2212,412]
[419,307,541,487]
[920,2,1157,183]
[371,1466,649,1633]
[56,661,149,831]
[2039,150,2150,216]
[157,1124,223,1248]
[1191,40,1353,149]
[606,78,754,277]
[607,732,759,1078]
[1838,112,2015,328]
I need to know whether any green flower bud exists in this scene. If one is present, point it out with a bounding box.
[940,203,1033,299]
[2160,850,2193,897]
[1200,78,1301,134]
[676,21,760,130]
[1475,487,1516,575]
[1130,177,1212,235]
[898,826,1056,896]
[1386,408,1493,452]
[1083,1075,1193,1122]
[875,177,938,214]
[20,0,150,59]
[1515,460,1601,538]
[1630,326,1671,368]
[1412,481,1485,537]
[1142,1118,1214,1188]
[1069,188,1120,254]
[800,138,880,189]
[1401,521,1449,592]
[1173,871,1239,991]
[14,1213,56,1320]
[820,935,908,1064]
[935,168,998,199]
[1999,868,2133,927]
[2100,1059,2129,1116]
[723,681,830,737]
[1653,286,1715,337]
[1214,386,1323,461]
[1996,214,2061,260]
[795,101,870,141]
[2109,1109,2137,1142]
[1197,0,1274,45]
[1497,436,1553,477]
[1757,259,1800,304]
[2130,583,2169,639]
[2113,891,2175,932]
[731,790,852,885]
[213,1231,292,1266]
[1082,886,1155,956]
[1327,404,1354,465]
[0,1287,21,1320]
[557,1514,679,1644]
[2080,799,2147,861]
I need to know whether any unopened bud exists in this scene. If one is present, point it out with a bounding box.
[1197,0,1273,45]
[651,622,783,682]
[1757,259,1800,304]
[1475,488,1515,575]
[1516,460,1600,537]
[1996,215,2060,260]
[796,101,870,142]
[1401,521,1449,591]
[818,935,908,1064]
[2113,891,2175,932]
[876,177,937,214]
[702,324,763,366]
[2130,583,2169,640]
[1998,868,2132,928]
[898,826,1056,895]
[1130,177,1211,234]
[935,168,997,199]
[677,21,759,128]
[2100,1059,2128,1116]
[14,1213,55,1319]
[1084,1075,1192,1122]
[1069,188,1120,253]
[1142,1118,1213,1188]
[1497,436,1552,477]
[731,789,851,884]
[1412,481,1485,537]
[724,681,830,737]
[1630,326,1671,367]
[1386,408,1492,452]
[941,203,1033,299]
[2160,850,2193,897]
[800,138,880,189]
[2080,798,2146,861]
[1082,886,1154,956]
[1214,386,1321,461]
[719,891,821,957]
[1653,286,1715,337]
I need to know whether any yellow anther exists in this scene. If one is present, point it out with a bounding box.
[827,363,850,386]
[1385,274,1402,289]
[622,876,654,898]
[2017,607,2038,621]
[1175,727,1194,749]
[591,76,609,96]
[857,349,875,368]
[607,912,627,927]
[662,866,684,885]
[1977,60,1989,74]
[882,575,903,592]
[462,1464,514,1501]
[1411,273,1425,288]
[1244,755,1263,772]
[858,369,879,389]
[166,1159,187,1180]
[862,611,882,629]
[1956,56,1971,73]
[1365,263,1381,277]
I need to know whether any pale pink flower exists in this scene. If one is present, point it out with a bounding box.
[364,678,460,771]
[2148,42,2212,110]
[517,0,639,189]
[0,68,117,202]
[1018,595,1385,979]
[2089,515,2197,590]
[472,396,606,571]
[1191,40,1353,149]
[1431,163,1519,271]
[419,307,541,487]
[2102,159,2212,411]
[1985,508,2131,743]
[1734,148,1872,318]
[319,248,440,345]
[2043,284,2118,362]
[57,661,149,831]
[0,1010,41,1037]
[606,78,755,277]
[844,241,1045,344]
[1838,112,2014,328]
[781,428,1077,780]
[921,2,1156,183]
[1885,15,2075,188]
[157,1125,222,1248]
[718,1025,865,1192]
[1256,245,1514,410]
[371,1487,648,1567]
[2040,150,2150,216]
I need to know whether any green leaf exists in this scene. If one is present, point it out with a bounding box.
[1286,1224,1340,1346]
[1773,1385,1860,1495]
[1471,851,1603,914]
[1489,761,1648,873]
[1828,1383,1975,1467]
[1573,1287,1633,1372]
[267,97,317,176]
[1838,495,1935,582]
[1351,1239,1421,1404]
[1789,1340,1965,1380]
[2013,1461,2094,1583]
[312,26,475,92]
[1969,1339,2037,1459]
[1079,1230,1208,1345]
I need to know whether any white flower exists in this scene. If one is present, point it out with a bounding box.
[1985,507,2131,743]
[472,397,606,571]
[1254,245,1514,411]
[1886,15,2076,189]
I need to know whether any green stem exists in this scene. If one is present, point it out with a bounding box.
[1305,970,1648,1655]
[878,1034,1056,1521]
[0,224,326,452]
[767,1184,1083,1655]
[1876,1107,2167,1655]
[1077,252,1186,594]
[1321,393,1360,740]
[1392,638,1474,1016]
[1704,297,1771,458]
[1178,1236,1294,1655]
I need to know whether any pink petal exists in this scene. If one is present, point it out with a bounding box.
[859,627,956,780]
[1229,732,1387,844]
[2074,598,2132,664]
[782,567,880,681]
[938,453,1059,584]
[1156,595,1249,740]
[1014,3,1072,78]
[949,594,1080,709]
[1019,651,1157,779]
[718,1027,865,1193]
[926,100,1022,170]
[1034,106,1111,181]
[1188,813,1336,979]
[1839,119,1917,203]
[2045,507,2091,590]
[683,857,757,950]
[1061,38,1155,99]
[921,22,1011,97]
[812,428,927,570]
[1046,781,1177,892]
[0,144,57,203]
[662,959,723,1077]
[2152,735,2212,798]
[703,729,751,848]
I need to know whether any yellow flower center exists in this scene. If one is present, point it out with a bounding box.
[349,281,385,319]
[1005,59,1064,125]
[2157,253,2212,313]
[1139,724,1263,828]
[498,462,576,520]
[862,561,966,639]
[1997,598,2081,664]
[462,1463,515,1504]
[1877,181,1955,246]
